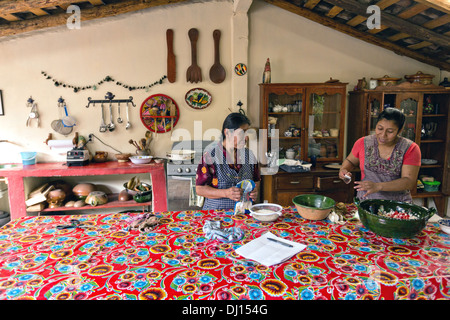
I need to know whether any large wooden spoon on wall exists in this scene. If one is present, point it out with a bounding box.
[209,29,225,84]
[166,29,176,83]
[186,28,202,83]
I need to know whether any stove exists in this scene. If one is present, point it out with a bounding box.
[166,140,216,176]
[166,140,216,211]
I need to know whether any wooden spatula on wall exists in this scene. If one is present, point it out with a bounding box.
[166,29,176,83]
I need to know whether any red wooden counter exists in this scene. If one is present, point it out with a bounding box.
[0,161,167,220]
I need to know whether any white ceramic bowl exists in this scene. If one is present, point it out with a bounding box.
[129,156,153,164]
[439,219,450,235]
[249,203,283,222]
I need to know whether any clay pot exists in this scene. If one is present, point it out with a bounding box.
[376,75,401,86]
[404,71,434,85]
[118,189,130,201]
[115,153,131,162]
[73,183,96,200]
[85,191,108,206]
[47,189,66,208]
[94,151,108,162]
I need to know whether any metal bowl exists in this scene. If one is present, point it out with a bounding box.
[293,194,335,221]
[355,198,435,239]
[249,203,283,222]
[123,182,151,196]
[438,219,450,235]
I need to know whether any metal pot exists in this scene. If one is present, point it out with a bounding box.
[166,150,195,161]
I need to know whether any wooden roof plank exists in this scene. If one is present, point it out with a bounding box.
[29,8,50,16]
[0,1,86,15]
[326,6,343,18]
[414,0,450,15]
[304,0,321,10]
[397,3,428,19]
[408,41,433,50]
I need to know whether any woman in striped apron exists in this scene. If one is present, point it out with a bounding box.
[196,113,261,210]
[339,108,421,202]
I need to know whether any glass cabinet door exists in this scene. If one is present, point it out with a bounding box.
[368,94,382,135]
[307,91,342,160]
[267,91,303,160]
[398,96,418,142]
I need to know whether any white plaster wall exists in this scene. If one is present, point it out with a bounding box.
[0,0,234,164]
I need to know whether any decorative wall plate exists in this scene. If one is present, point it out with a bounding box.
[140,94,179,133]
[234,63,247,76]
[185,88,212,110]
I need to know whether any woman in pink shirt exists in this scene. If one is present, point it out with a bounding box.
[339,108,421,202]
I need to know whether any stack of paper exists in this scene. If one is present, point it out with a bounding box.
[235,232,306,267]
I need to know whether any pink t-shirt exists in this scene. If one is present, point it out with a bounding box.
[351,137,421,180]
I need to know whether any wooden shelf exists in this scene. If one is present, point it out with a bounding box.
[1,161,167,220]
[268,112,301,115]
[27,193,151,213]
[413,190,443,198]
[420,139,445,143]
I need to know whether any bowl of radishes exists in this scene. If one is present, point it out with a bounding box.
[355,198,435,239]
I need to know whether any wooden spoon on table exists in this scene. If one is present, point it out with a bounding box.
[209,29,226,84]
[186,28,202,83]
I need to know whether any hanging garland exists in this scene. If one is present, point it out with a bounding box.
[41,71,167,92]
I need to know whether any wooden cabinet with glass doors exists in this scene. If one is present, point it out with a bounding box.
[347,82,450,217]
[259,82,347,163]
[259,82,351,206]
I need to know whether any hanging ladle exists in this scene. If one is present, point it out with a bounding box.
[107,101,115,132]
[126,102,131,130]
[117,102,123,124]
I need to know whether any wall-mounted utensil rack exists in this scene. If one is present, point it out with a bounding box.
[85,92,136,132]
[85,92,136,108]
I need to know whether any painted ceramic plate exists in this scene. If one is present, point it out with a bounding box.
[235,63,247,76]
[421,159,438,165]
[140,94,179,133]
[185,88,212,110]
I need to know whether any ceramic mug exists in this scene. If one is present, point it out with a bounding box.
[285,149,295,159]
[330,128,339,137]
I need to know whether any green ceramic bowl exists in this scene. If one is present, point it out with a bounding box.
[292,194,336,220]
[133,190,152,203]
[355,198,435,239]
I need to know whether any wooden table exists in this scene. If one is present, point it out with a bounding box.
[0,161,167,220]
[0,206,448,300]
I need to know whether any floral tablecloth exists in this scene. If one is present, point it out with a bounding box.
[0,207,449,300]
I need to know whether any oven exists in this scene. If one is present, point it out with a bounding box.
[166,140,215,211]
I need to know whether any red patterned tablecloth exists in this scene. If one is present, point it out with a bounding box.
[0,207,449,300]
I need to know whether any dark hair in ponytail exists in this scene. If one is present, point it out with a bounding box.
[221,113,251,140]
[377,107,406,131]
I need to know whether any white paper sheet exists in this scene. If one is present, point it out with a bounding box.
[235,232,307,267]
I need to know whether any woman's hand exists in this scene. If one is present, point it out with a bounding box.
[225,186,243,202]
[354,180,382,197]
[249,188,258,202]
[339,169,352,181]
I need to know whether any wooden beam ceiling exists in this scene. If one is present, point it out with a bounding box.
[264,0,450,71]
[0,0,190,38]
[324,0,450,49]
